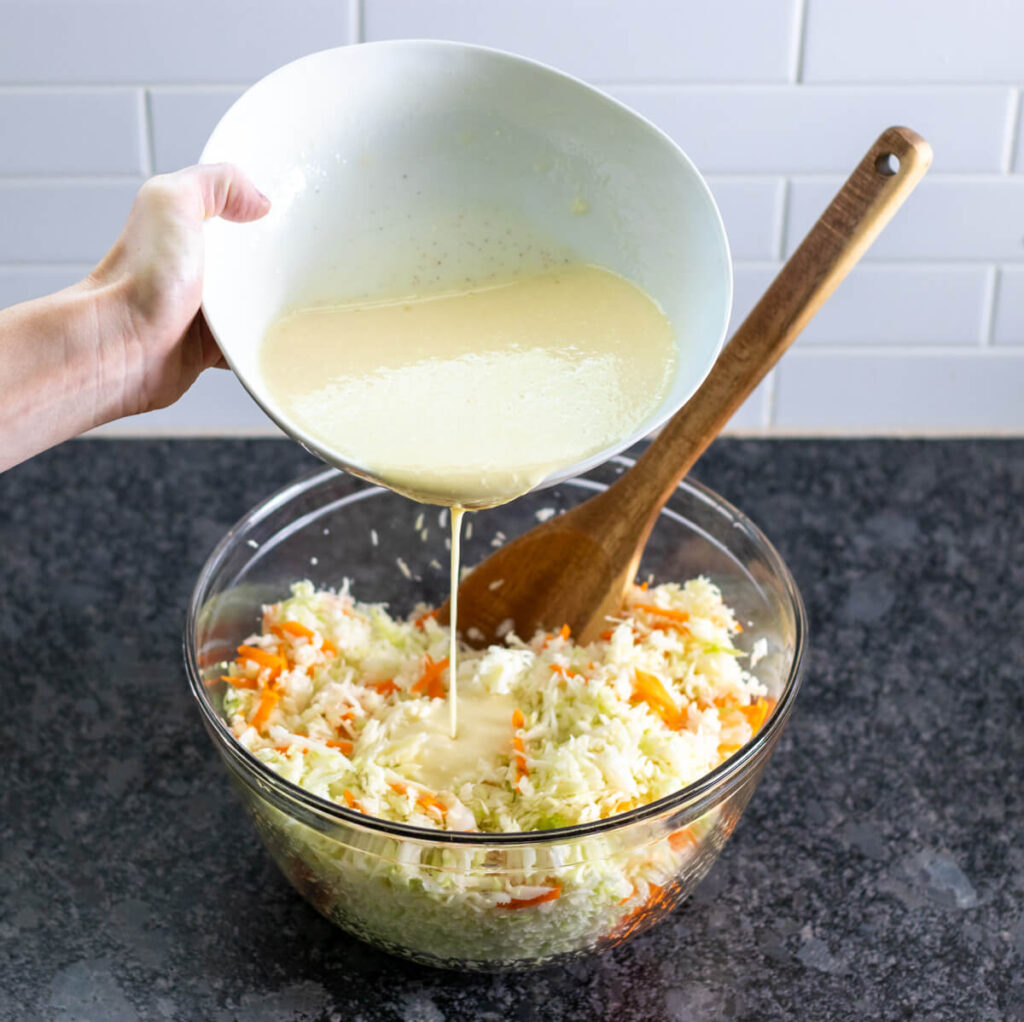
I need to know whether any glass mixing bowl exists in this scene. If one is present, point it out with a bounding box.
[184,457,806,971]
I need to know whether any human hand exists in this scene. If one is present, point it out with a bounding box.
[89,164,271,417]
[0,164,269,472]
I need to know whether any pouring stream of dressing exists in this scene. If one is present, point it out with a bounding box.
[448,507,464,738]
[260,263,677,739]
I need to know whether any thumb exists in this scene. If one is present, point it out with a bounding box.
[190,162,271,223]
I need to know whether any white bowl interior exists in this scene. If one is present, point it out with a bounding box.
[200,41,732,486]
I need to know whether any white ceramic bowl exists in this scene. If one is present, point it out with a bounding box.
[200,40,732,490]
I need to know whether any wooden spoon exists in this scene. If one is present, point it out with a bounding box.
[444,126,932,645]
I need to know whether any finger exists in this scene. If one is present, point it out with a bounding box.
[189,162,271,223]
[195,311,229,370]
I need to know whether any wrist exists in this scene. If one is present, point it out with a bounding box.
[0,276,134,470]
[75,271,146,423]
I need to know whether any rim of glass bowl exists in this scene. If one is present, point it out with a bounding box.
[184,465,807,846]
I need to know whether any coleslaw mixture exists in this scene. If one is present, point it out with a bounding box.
[217,576,774,965]
[222,577,770,832]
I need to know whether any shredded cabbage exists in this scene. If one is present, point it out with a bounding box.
[218,577,772,966]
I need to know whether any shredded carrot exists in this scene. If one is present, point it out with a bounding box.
[511,708,528,788]
[669,827,699,852]
[599,628,615,641]
[416,792,447,818]
[716,697,775,737]
[321,639,338,657]
[549,663,579,679]
[325,739,353,755]
[607,882,678,944]
[214,674,258,690]
[390,782,408,796]
[496,887,561,910]
[342,789,366,812]
[248,685,280,731]
[413,608,439,630]
[541,623,571,649]
[236,645,287,675]
[618,884,637,906]
[368,679,399,697]
[739,698,774,732]
[634,602,690,626]
[410,656,448,700]
[271,620,316,641]
[638,581,649,592]
[632,669,684,730]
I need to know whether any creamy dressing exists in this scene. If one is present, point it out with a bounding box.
[260,262,677,744]
[260,265,676,508]
[448,507,464,738]
[388,689,519,792]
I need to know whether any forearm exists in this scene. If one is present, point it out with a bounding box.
[0,278,131,472]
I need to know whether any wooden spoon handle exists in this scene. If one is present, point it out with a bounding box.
[623,125,933,512]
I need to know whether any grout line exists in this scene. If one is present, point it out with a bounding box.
[597,77,1024,88]
[981,266,1000,347]
[721,426,1024,438]
[772,346,1024,357]
[734,259,1003,272]
[0,262,94,272]
[349,0,364,42]
[1002,88,1021,173]
[0,174,143,185]
[710,172,1023,184]
[0,264,995,276]
[5,170,1017,186]
[790,0,810,84]
[0,82,251,93]
[139,89,154,177]
[776,179,792,260]
[3,79,1024,93]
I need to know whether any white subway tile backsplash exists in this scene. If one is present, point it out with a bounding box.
[803,0,1024,83]
[0,1,350,84]
[730,264,987,347]
[363,0,798,83]
[1012,101,1024,173]
[798,265,989,346]
[707,179,783,260]
[0,91,142,174]
[787,178,1024,262]
[150,89,245,173]
[0,266,87,308]
[731,264,778,332]
[0,182,139,262]
[0,0,1019,434]
[774,352,1024,432]
[992,267,1024,345]
[607,87,1012,173]
[89,369,285,436]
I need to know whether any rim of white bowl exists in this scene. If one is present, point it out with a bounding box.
[198,39,733,501]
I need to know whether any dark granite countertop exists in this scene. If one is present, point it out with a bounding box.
[0,438,1021,1022]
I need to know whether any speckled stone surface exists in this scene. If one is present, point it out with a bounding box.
[0,438,1021,1022]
